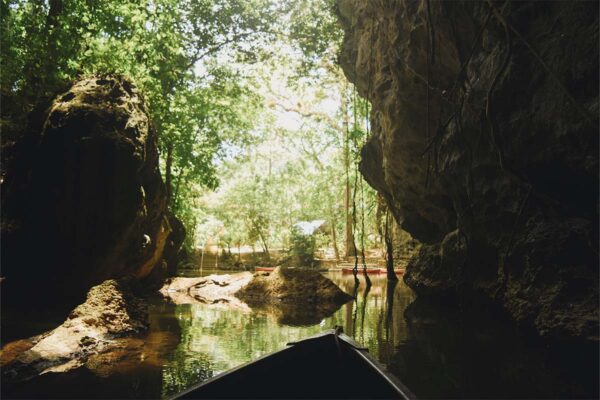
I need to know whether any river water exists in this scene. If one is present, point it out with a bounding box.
[3,270,597,399]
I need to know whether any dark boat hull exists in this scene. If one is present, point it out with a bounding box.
[171,330,414,399]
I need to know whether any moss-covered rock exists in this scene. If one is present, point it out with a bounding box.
[236,267,353,325]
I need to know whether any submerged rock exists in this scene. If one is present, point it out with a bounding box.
[337,0,598,342]
[160,273,253,311]
[1,279,148,383]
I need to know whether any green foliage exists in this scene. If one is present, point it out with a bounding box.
[284,0,342,76]
[289,226,317,267]
[2,0,380,257]
[197,54,380,258]
[2,0,280,247]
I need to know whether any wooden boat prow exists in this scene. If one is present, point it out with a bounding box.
[171,329,415,399]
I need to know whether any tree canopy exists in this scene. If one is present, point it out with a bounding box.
[2,0,380,256]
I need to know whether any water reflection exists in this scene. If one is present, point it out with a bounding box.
[4,270,596,399]
[389,298,598,399]
[157,271,413,397]
[157,271,597,399]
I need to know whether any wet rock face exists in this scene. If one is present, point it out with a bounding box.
[337,1,598,341]
[1,76,180,304]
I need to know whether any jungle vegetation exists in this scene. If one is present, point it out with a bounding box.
[1,0,380,259]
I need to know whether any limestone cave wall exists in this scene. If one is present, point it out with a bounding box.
[1,76,184,306]
[337,0,598,342]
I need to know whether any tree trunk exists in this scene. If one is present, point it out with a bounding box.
[165,142,174,204]
[330,212,340,261]
[359,176,372,289]
[172,169,184,210]
[258,231,270,260]
[35,0,63,103]
[343,85,356,258]
[46,0,63,29]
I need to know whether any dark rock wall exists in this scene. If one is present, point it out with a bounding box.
[1,76,182,305]
[337,0,598,341]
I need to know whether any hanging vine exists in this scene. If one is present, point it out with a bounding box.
[359,165,372,289]
[349,84,360,294]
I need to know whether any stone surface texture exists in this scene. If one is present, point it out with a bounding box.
[337,0,598,341]
[1,76,183,304]
[1,279,148,383]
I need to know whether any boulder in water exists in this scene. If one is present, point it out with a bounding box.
[1,279,148,384]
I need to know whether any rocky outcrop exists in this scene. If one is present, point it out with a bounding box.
[160,273,253,311]
[237,268,353,325]
[1,76,183,306]
[1,279,148,383]
[337,1,598,341]
[236,267,353,305]
[160,268,353,325]
[391,221,421,268]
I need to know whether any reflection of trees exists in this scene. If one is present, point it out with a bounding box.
[158,274,417,396]
[161,302,336,396]
[162,353,215,398]
[385,280,398,333]
[375,279,398,364]
[358,284,371,344]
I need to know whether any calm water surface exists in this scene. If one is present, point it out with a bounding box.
[4,269,597,399]
[155,270,415,398]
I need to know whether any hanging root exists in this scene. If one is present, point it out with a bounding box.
[484,0,513,170]
[422,0,434,187]
[359,175,372,288]
[351,125,360,293]
[495,183,532,300]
